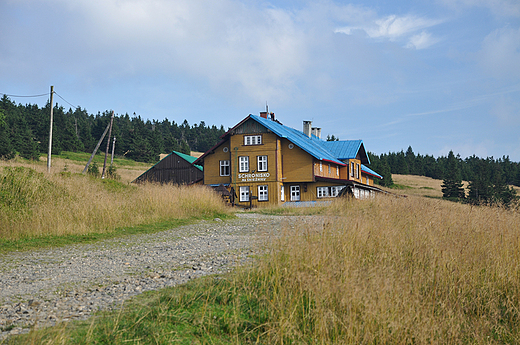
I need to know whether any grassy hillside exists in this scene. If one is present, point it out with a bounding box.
[0,155,230,249]
[388,174,519,199]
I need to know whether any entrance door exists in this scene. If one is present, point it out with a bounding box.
[290,185,300,201]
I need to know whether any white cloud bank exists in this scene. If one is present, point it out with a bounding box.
[335,14,443,49]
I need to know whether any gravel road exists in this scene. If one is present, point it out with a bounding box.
[0,213,284,340]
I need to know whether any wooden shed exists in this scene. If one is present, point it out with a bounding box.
[133,151,203,185]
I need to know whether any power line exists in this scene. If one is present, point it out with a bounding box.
[54,91,80,110]
[0,92,48,98]
[1,90,81,111]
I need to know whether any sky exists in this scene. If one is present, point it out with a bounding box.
[1,0,519,161]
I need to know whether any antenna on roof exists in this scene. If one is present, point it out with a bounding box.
[266,101,268,114]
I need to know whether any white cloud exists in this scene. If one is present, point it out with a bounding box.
[478,27,520,79]
[3,0,310,104]
[335,14,443,49]
[406,31,441,49]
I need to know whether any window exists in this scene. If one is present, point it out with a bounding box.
[281,185,285,201]
[351,162,355,177]
[319,162,322,172]
[356,164,360,179]
[257,155,268,172]
[219,160,230,176]
[336,166,339,176]
[317,187,329,198]
[258,185,268,201]
[244,135,262,146]
[331,186,345,197]
[290,185,300,201]
[239,156,249,172]
[239,186,249,202]
[328,164,331,174]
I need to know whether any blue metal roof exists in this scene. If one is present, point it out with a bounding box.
[250,115,346,166]
[319,140,363,161]
[361,164,383,179]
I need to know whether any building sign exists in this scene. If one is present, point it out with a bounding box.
[238,172,270,182]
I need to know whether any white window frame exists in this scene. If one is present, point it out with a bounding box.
[219,160,230,176]
[317,186,329,198]
[320,162,322,172]
[330,186,345,197]
[244,135,262,146]
[257,155,268,172]
[351,162,355,177]
[290,185,300,201]
[239,156,249,172]
[328,164,331,174]
[258,185,268,201]
[239,186,249,202]
[356,164,360,179]
[336,166,339,176]
[281,185,285,201]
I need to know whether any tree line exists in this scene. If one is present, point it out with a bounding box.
[0,95,225,163]
[1,95,518,205]
[369,146,519,206]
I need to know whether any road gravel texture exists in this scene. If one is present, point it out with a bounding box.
[0,213,286,340]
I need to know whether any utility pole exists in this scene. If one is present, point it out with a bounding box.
[47,86,54,173]
[111,137,116,165]
[101,111,115,179]
[82,121,111,174]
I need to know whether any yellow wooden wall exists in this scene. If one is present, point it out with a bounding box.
[203,139,231,185]
[313,160,344,180]
[280,139,314,182]
[347,159,362,183]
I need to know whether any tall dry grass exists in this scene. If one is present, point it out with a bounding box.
[0,167,229,240]
[253,196,520,343]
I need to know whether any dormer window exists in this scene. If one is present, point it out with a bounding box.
[244,135,262,145]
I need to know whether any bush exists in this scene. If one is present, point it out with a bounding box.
[87,162,100,177]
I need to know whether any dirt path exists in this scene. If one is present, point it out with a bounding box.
[0,213,284,339]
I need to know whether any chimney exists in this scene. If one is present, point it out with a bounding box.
[303,120,312,137]
[311,127,322,139]
[260,111,268,119]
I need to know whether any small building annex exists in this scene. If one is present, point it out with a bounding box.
[133,150,203,185]
[194,112,384,207]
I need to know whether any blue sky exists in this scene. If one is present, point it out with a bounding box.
[1,0,519,160]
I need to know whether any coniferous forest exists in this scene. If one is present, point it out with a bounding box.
[1,95,519,204]
[0,95,225,163]
[369,147,519,205]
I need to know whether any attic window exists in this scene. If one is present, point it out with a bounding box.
[244,135,262,146]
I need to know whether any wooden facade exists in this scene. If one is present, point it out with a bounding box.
[195,114,383,207]
[133,151,203,185]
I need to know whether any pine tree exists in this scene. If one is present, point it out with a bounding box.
[441,150,465,201]
[379,160,393,187]
[467,159,492,204]
[0,108,14,159]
